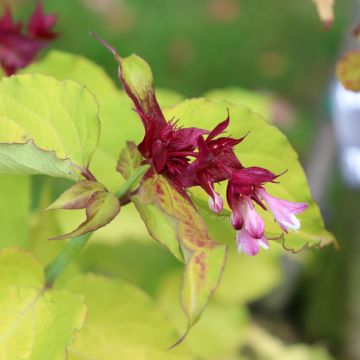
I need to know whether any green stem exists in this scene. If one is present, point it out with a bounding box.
[44,233,91,287]
[116,165,149,199]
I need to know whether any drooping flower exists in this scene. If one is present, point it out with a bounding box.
[92,33,309,256]
[226,167,307,255]
[0,2,57,76]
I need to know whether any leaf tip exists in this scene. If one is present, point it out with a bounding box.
[167,329,189,350]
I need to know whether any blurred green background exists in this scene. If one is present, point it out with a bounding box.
[7,0,360,359]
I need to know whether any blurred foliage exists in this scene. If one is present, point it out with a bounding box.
[0,0,356,358]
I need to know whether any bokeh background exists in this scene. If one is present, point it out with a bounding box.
[6,0,360,359]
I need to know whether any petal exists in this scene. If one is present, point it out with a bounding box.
[242,197,265,239]
[236,229,260,256]
[231,167,279,187]
[207,111,230,142]
[27,2,57,40]
[208,193,223,214]
[259,237,269,250]
[258,188,308,233]
[171,127,209,151]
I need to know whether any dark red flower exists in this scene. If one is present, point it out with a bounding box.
[0,2,57,76]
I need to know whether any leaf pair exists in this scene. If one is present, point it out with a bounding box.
[46,180,120,240]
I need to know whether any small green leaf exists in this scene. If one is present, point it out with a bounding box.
[117,141,144,179]
[116,141,149,198]
[65,274,193,360]
[0,74,100,179]
[46,180,106,210]
[0,248,86,360]
[336,50,360,92]
[134,175,227,331]
[49,189,120,240]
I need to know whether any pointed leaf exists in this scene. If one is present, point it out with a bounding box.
[0,248,86,360]
[50,190,120,240]
[134,175,227,329]
[116,141,149,198]
[336,50,360,92]
[0,74,100,179]
[117,141,144,179]
[46,180,106,210]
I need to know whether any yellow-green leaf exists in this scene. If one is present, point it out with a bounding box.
[65,274,193,360]
[46,180,106,211]
[336,50,360,92]
[49,189,120,240]
[0,175,30,249]
[134,175,227,329]
[156,270,249,359]
[0,248,86,360]
[0,74,100,180]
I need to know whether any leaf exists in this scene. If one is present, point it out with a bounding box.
[134,175,227,330]
[204,87,272,120]
[0,175,30,249]
[48,183,121,240]
[0,74,100,180]
[117,141,144,179]
[0,248,86,360]
[336,50,360,92]
[163,98,334,252]
[23,50,184,191]
[46,180,106,210]
[65,274,193,360]
[312,0,335,30]
[116,142,149,198]
[156,270,249,359]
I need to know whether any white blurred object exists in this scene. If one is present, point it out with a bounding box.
[331,80,360,187]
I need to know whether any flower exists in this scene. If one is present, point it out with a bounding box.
[226,167,307,255]
[93,33,309,256]
[0,2,57,76]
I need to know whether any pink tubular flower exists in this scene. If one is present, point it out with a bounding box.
[227,167,308,255]
[93,34,309,257]
[258,188,308,233]
[0,2,57,76]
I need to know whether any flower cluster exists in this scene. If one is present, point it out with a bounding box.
[0,2,57,76]
[94,34,308,256]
